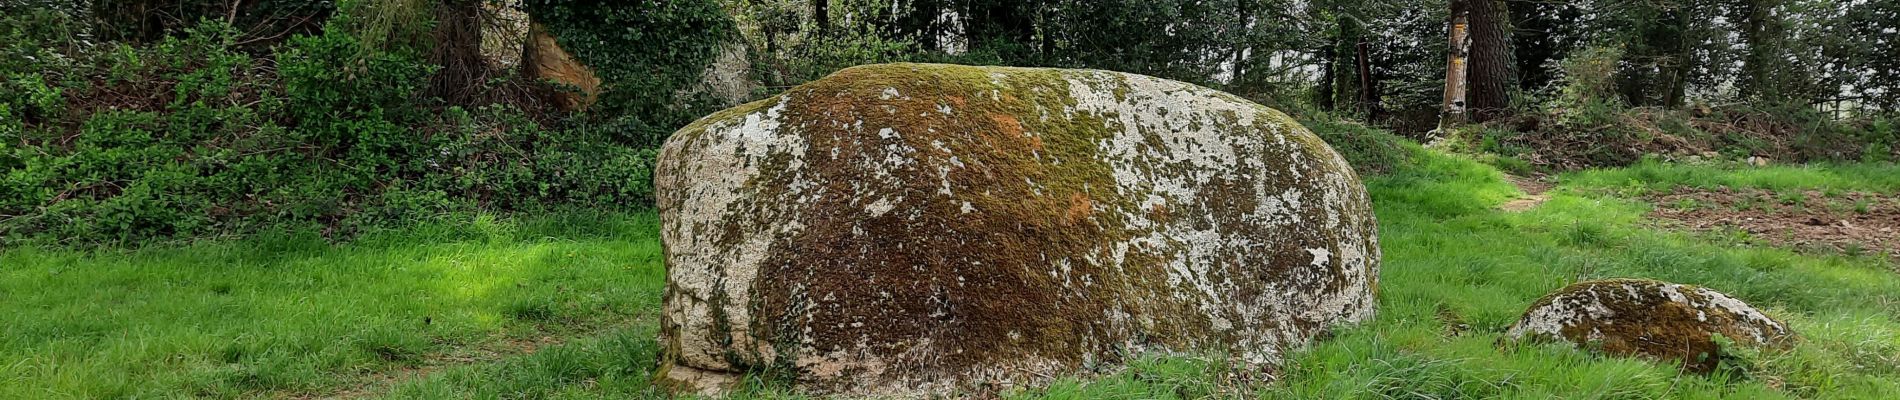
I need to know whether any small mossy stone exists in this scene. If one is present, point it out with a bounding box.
[654,63,1380,397]
[1507,279,1796,373]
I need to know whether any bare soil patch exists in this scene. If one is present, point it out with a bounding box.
[1644,188,1900,264]
[1500,175,1554,212]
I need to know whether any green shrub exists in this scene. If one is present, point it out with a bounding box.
[527,0,738,148]
[1865,118,1897,163]
[1301,116,1425,176]
[0,16,659,246]
[751,18,920,92]
[1452,44,1899,171]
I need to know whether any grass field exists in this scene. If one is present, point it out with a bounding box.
[0,214,669,399]
[1565,159,1900,194]
[3,149,1898,399]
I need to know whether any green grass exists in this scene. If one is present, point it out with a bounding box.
[4,150,1898,399]
[1566,159,1900,194]
[1245,154,1900,399]
[0,212,666,399]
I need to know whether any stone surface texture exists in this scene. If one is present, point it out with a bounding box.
[654,63,1381,396]
[1508,279,1795,372]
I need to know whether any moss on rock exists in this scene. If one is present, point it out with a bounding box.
[1507,279,1795,373]
[654,63,1380,397]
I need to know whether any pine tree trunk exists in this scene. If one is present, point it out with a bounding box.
[1318,35,1338,111]
[1441,0,1472,128]
[1037,3,1055,57]
[1465,0,1514,122]
[1334,15,1366,115]
[1358,42,1378,117]
[1231,0,1252,85]
[814,0,830,33]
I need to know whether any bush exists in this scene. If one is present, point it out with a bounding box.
[1301,115,1425,176]
[749,18,919,92]
[527,0,738,148]
[1438,45,1900,171]
[0,15,658,246]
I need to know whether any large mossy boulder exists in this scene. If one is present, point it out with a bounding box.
[653,63,1380,396]
[1507,279,1795,372]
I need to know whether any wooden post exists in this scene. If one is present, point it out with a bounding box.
[1440,2,1472,130]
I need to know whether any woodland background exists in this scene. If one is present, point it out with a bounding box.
[3,0,1897,245]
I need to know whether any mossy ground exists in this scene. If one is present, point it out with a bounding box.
[3,131,1898,398]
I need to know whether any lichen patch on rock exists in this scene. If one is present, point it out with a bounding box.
[1507,279,1795,373]
[654,63,1380,397]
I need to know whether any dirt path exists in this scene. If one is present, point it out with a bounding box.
[1500,174,1554,212]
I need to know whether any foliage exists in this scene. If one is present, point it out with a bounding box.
[1551,46,1626,112]
[333,0,436,58]
[1300,115,1426,176]
[1319,1,1452,134]
[736,0,921,90]
[1043,0,1308,88]
[727,0,1322,103]
[7,0,335,46]
[713,0,1891,138]
[1827,0,1900,113]
[1444,43,1900,171]
[0,15,657,246]
[526,0,739,148]
[5,0,1893,237]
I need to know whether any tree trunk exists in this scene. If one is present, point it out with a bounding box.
[428,0,487,106]
[1358,41,1378,117]
[1317,35,1337,111]
[1738,0,1786,100]
[520,20,602,111]
[814,0,830,33]
[1441,0,1472,129]
[1465,0,1514,122]
[1333,15,1366,115]
[1231,0,1251,85]
[1661,6,1693,108]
